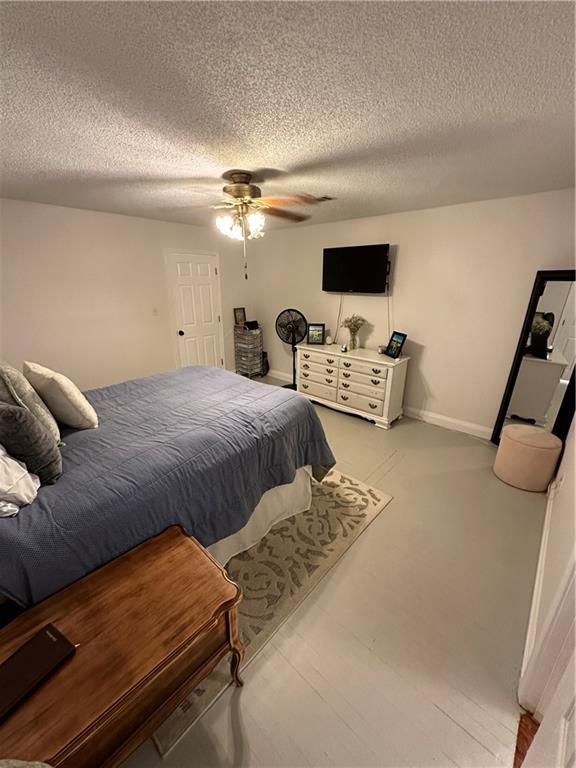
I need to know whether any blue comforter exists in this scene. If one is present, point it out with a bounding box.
[0,367,335,606]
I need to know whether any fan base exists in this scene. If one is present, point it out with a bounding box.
[282,383,297,391]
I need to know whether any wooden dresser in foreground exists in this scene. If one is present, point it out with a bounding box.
[0,527,244,767]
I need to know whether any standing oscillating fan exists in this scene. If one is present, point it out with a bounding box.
[275,309,308,390]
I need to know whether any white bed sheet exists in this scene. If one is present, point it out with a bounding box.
[208,466,312,565]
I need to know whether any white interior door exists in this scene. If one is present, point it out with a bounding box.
[165,251,225,368]
[553,284,575,381]
[523,653,575,768]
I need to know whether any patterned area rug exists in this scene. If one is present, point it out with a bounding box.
[153,469,392,755]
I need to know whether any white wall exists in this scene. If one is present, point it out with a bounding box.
[518,421,575,716]
[2,190,573,430]
[532,422,575,656]
[0,199,249,389]
[247,189,574,436]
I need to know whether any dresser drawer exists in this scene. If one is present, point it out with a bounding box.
[300,369,337,388]
[339,358,388,378]
[339,369,386,388]
[299,380,337,401]
[337,390,384,416]
[339,379,385,401]
[300,360,338,377]
[300,350,340,367]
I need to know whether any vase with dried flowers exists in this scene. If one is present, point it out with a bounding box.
[531,317,552,359]
[341,314,367,351]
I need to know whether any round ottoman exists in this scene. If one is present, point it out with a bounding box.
[494,425,562,492]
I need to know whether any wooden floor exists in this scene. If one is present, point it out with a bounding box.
[513,714,539,768]
[125,398,546,768]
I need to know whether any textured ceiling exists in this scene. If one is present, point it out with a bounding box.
[0,1,574,228]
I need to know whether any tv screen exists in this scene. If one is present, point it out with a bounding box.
[322,244,389,293]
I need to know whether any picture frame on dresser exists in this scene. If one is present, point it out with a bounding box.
[233,307,246,326]
[307,323,325,345]
[384,331,407,359]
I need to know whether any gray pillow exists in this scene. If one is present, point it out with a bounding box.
[0,362,60,443]
[0,403,62,485]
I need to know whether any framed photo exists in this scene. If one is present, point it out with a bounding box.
[233,307,246,326]
[384,331,407,359]
[307,323,325,345]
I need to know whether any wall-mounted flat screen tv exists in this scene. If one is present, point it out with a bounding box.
[322,244,389,293]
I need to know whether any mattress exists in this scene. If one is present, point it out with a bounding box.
[0,366,335,606]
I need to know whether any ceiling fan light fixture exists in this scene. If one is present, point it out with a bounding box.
[215,208,265,241]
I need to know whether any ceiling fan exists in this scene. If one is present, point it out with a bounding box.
[212,169,332,241]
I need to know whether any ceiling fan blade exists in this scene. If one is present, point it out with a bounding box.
[258,194,325,207]
[264,207,310,223]
[258,195,308,207]
[250,168,286,183]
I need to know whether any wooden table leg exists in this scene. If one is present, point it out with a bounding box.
[227,607,245,687]
[231,648,244,687]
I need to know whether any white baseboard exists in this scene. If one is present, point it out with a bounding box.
[263,376,492,440]
[403,406,492,440]
[267,368,292,383]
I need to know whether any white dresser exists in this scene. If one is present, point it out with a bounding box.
[507,349,568,425]
[296,344,409,429]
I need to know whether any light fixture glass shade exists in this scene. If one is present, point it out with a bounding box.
[247,210,265,239]
[216,214,243,240]
[215,208,265,241]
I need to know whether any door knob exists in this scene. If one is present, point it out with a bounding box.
[178,330,185,336]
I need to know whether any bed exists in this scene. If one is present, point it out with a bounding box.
[0,366,335,607]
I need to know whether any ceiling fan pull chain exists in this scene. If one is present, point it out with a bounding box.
[242,235,248,280]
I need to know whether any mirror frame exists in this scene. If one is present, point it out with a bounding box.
[491,269,576,445]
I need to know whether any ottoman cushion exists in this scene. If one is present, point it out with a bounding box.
[494,425,562,492]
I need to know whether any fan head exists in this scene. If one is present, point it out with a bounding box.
[222,170,262,201]
[215,169,334,226]
[275,309,308,346]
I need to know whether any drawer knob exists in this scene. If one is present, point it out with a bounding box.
[303,354,310,359]
[325,378,333,384]
[302,383,309,389]
[302,372,309,378]
[369,403,378,410]
[326,368,334,374]
[371,378,381,386]
[371,368,381,374]
[327,358,335,364]
[303,364,309,369]
[342,372,351,378]
[343,362,351,368]
[341,395,349,401]
[342,383,350,389]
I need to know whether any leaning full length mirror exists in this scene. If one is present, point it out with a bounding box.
[492,270,575,444]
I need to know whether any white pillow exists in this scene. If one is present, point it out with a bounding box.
[23,361,98,429]
[0,444,40,516]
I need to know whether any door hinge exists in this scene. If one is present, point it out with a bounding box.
[218,315,221,322]
[215,267,218,276]
[221,358,224,366]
